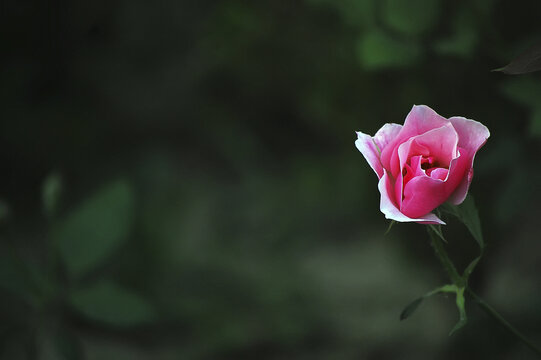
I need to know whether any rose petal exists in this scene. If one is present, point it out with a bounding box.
[381,105,450,175]
[428,168,449,181]
[448,116,490,156]
[373,123,402,153]
[355,131,384,178]
[448,167,473,205]
[392,124,458,208]
[355,123,402,179]
[400,148,469,218]
[447,116,490,204]
[408,123,458,167]
[378,169,445,224]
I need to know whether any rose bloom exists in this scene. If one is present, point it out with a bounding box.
[356,105,490,224]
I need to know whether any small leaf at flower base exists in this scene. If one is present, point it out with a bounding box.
[400,297,424,320]
[69,281,156,327]
[456,196,484,250]
[449,287,467,336]
[441,196,484,250]
[493,41,541,75]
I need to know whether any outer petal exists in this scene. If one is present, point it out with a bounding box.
[355,131,384,178]
[448,167,474,205]
[448,116,490,156]
[373,123,402,154]
[355,123,402,179]
[382,105,450,176]
[378,170,445,224]
[447,116,490,204]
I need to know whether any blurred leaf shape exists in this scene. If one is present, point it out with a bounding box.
[69,281,155,327]
[42,172,63,218]
[382,0,441,36]
[494,41,541,74]
[433,9,477,58]
[54,180,135,279]
[357,30,421,70]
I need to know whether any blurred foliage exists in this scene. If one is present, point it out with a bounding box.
[1,0,541,359]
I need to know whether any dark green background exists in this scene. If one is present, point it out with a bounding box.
[1,0,541,359]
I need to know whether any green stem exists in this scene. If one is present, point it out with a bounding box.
[467,289,541,358]
[427,227,541,358]
[427,226,462,286]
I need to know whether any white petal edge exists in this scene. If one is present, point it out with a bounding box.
[355,131,383,178]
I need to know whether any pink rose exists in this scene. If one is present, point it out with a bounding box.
[355,105,490,224]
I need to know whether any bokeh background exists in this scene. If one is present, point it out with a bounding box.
[2,0,541,359]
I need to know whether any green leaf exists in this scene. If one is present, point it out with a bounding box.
[441,195,484,250]
[53,180,135,278]
[69,281,156,327]
[382,0,441,36]
[400,297,423,320]
[42,173,63,218]
[357,30,421,70]
[457,196,484,250]
[400,284,457,321]
[449,287,467,335]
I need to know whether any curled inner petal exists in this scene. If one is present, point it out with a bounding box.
[400,148,469,218]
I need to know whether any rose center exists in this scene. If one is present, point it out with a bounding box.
[420,156,438,170]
